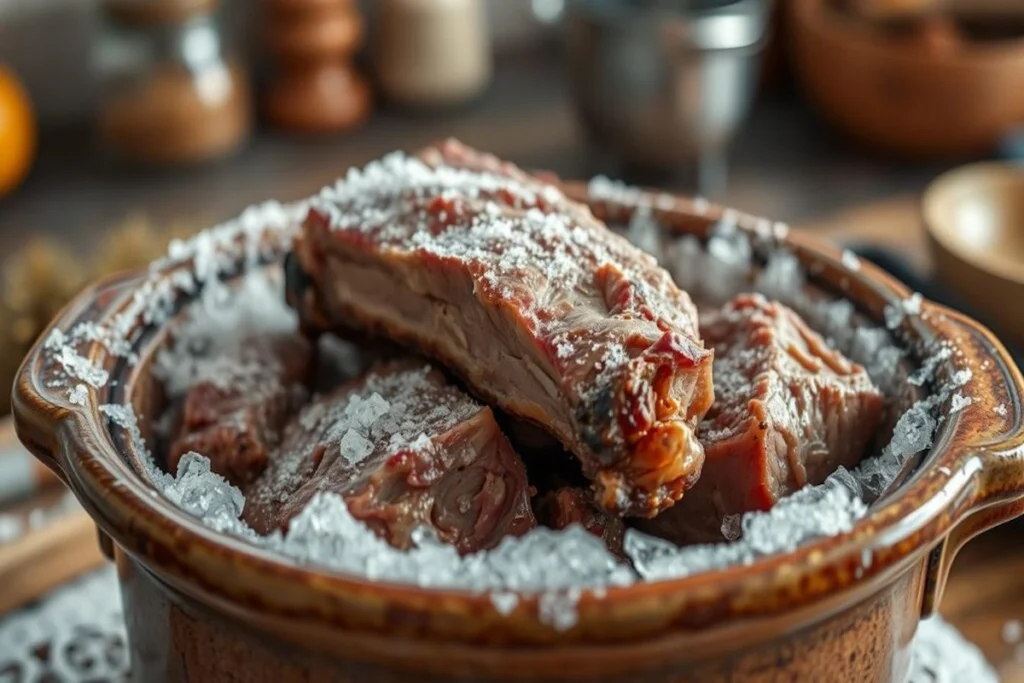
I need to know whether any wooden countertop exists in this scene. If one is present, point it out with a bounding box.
[796,194,931,271]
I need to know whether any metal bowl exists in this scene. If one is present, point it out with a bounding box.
[566,0,770,181]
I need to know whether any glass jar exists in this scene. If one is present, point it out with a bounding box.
[94,0,251,166]
[373,0,492,109]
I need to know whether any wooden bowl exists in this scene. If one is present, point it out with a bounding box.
[12,185,1024,682]
[789,0,1024,158]
[924,162,1024,345]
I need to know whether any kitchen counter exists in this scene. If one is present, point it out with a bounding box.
[0,51,959,261]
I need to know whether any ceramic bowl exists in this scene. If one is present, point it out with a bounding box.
[923,161,1024,346]
[789,0,1024,158]
[13,186,1024,682]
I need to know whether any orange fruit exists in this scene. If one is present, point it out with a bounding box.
[0,65,36,197]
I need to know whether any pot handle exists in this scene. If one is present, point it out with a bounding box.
[11,272,140,488]
[920,303,1024,616]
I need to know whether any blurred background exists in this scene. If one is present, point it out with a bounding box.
[1,0,1023,397]
[1,1,1024,677]
[1,0,1023,393]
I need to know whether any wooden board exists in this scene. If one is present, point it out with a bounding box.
[0,421,106,615]
[943,525,1024,682]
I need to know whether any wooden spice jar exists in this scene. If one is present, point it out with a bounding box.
[95,0,252,165]
[263,0,372,133]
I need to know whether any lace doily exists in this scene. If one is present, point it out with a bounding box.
[0,566,127,681]
[0,565,996,683]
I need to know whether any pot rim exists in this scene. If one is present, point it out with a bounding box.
[793,0,1024,66]
[13,182,1024,645]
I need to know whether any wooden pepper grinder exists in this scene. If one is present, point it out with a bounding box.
[264,0,371,133]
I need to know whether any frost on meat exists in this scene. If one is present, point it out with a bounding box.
[639,294,885,544]
[534,487,626,557]
[243,359,537,554]
[168,333,312,485]
[287,140,714,517]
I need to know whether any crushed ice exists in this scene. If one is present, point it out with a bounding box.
[950,393,972,413]
[154,268,299,398]
[841,250,861,271]
[884,293,924,330]
[668,210,752,305]
[147,465,634,631]
[627,473,866,580]
[625,203,662,259]
[277,494,634,623]
[335,393,392,465]
[162,455,254,538]
[67,384,88,406]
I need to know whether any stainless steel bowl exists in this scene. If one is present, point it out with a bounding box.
[566,0,770,186]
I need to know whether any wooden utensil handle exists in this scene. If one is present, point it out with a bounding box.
[0,509,106,614]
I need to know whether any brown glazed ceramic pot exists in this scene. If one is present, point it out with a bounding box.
[13,185,1024,682]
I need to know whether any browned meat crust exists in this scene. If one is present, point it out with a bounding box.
[288,140,714,517]
[243,359,536,554]
[168,333,312,485]
[534,487,626,557]
[638,294,885,544]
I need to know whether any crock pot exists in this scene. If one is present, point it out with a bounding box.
[13,184,1024,682]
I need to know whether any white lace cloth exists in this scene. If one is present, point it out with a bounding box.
[0,567,127,681]
[0,566,996,683]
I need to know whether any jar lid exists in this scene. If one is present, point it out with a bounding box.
[102,0,221,25]
[568,0,771,51]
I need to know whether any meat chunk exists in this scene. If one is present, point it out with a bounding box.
[287,139,714,517]
[638,294,885,544]
[243,359,537,554]
[534,487,626,557]
[168,333,311,485]
[310,332,402,394]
